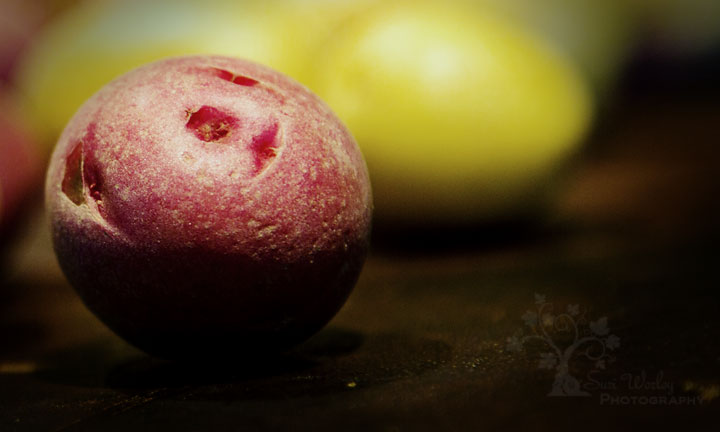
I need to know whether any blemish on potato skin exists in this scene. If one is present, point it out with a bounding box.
[182,152,195,164]
[249,123,280,175]
[61,131,104,210]
[195,169,214,187]
[84,163,103,204]
[185,106,239,143]
[79,123,106,209]
[62,141,85,205]
[257,225,278,238]
[211,67,260,87]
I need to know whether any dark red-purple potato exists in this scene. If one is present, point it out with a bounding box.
[45,56,372,359]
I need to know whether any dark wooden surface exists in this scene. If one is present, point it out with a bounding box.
[2,61,720,431]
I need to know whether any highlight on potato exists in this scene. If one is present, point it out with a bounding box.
[310,0,594,225]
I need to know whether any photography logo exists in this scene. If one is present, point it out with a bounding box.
[506,294,711,406]
[505,293,619,397]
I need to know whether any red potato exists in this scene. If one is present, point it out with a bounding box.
[45,56,372,359]
[0,92,42,239]
[0,0,43,82]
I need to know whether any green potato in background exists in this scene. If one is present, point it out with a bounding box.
[630,0,720,56]
[311,1,594,225]
[473,0,637,99]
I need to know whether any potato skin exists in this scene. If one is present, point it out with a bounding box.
[46,55,372,358]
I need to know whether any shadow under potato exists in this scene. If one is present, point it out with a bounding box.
[105,327,366,390]
[32,338,140,388]
[0,279,58,359]
[32,327,365,390]
[32,325,454,404]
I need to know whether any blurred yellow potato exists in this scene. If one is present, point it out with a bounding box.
[14,0,376,149]
[17,0,594,225]
[311,1,594,224]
